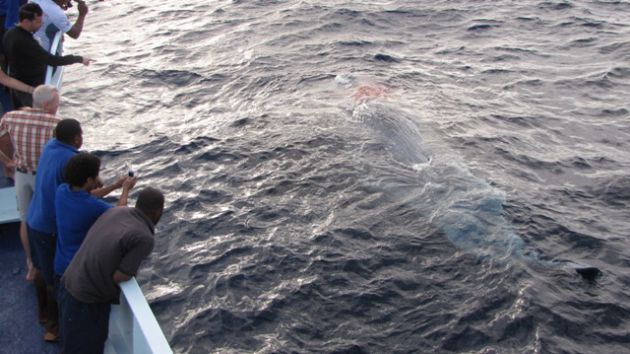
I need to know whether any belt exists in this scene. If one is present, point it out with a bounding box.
[16,167,36,175]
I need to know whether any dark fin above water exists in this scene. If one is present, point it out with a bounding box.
[575,266,602,281]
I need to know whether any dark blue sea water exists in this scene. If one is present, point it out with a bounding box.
[60,1,630,353]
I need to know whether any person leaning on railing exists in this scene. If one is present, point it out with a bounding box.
[59,187,165,354]
[53,152,137,285]
[2,3,92,108]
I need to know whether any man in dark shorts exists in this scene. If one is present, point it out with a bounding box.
[59,187,165,354]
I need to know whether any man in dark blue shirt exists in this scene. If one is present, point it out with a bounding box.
[26,118,81,341]
[54,152,136,277]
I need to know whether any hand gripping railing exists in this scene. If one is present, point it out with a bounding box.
[106,278,173,354]
[44,31,65,88]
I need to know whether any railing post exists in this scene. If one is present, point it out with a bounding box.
[106,278,173,354]
[45,31,65,88]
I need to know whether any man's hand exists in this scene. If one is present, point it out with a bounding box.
[122,176,138,191]
[81,57,94,65]
[77,0,88,16]
[0,150,15,169]
[112,270,132,284]
[113,175,126,189]
[3,159,15,169]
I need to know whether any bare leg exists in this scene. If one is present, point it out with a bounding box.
[20,221,35,281]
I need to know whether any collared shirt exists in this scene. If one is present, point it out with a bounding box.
[27,138,78,234]
[0,107,59,173]
[63,207,155,303]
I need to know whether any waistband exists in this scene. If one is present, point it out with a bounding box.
[16,167,36,175]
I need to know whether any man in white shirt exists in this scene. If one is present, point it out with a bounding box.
[30,0,88,52]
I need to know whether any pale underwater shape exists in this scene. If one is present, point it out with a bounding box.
[349,99,600,279]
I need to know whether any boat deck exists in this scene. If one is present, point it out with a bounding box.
[0,172,60,354]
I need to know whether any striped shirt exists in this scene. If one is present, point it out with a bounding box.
[0,108,60,173]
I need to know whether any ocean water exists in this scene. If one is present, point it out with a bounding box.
[60,1,630,353]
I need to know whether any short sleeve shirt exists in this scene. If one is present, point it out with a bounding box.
[27,139,78,234]
[62,207,155,303]
[31,0,72,51]
[54,183,112,275]
[0,108,59,172]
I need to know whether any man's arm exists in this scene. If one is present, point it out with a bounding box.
[112,236,155,284]
[90,176,137,205]
[0,148,14,167]
[117,177,137,206]
[0,70,34,94]
[0,126,13,166]
[23,31,88,67]
[90,176,124,198]
[65,0,88,39]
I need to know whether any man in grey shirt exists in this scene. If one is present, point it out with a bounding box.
[59,187,165,354]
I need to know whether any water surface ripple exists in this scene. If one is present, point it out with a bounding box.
[62,1,630,353]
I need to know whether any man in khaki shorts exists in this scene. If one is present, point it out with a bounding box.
[0,85,60,321]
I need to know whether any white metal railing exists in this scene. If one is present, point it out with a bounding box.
[45,31,65,88]
[106,278,173,354]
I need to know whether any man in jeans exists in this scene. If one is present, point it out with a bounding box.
[60,187,165,354]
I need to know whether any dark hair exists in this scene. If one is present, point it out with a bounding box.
[64,153,100,187]
[19,3,43,21]
[136,187,165,216]
[54,119,82,144]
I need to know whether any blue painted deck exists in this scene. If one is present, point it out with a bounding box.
[0,171,60,354]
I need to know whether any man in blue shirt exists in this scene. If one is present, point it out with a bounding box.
[26,118,81,341]
[54,152,136,277]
